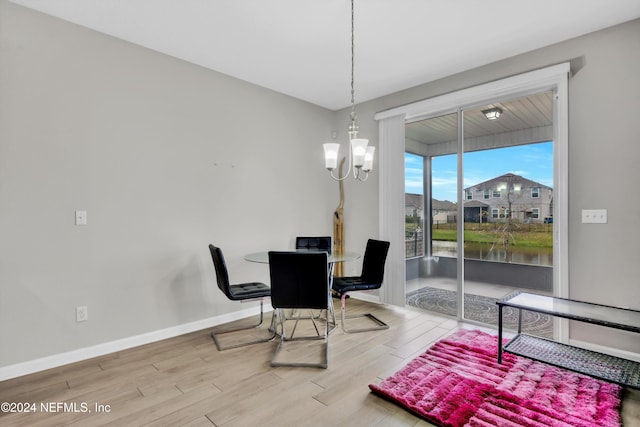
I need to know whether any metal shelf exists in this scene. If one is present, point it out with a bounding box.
[504,333,640,389]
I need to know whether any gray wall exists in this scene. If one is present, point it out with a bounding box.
[0,1,379,371]
[351,18,640,354]
[2,0,639,373]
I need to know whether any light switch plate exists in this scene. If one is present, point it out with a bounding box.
[581,209,607,224]
[76,306,88,322]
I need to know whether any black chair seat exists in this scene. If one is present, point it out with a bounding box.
[332,277,381,294]
[209,244,275,350]
[331,239,390,333]
[227,282,271,300]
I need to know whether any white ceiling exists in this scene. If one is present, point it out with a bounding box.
[9,0,640,110]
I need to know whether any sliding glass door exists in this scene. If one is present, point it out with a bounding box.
[405,111,460,317]
[405,92,556,336]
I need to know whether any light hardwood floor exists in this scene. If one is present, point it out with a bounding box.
[1,299,638,426]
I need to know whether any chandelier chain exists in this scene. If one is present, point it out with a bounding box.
[349,0,357,136]
[322,0,372,182]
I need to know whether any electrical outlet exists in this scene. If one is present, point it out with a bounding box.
[75,210,87,225]
[76,306,88,322]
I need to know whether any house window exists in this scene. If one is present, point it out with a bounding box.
[532,187,540,198]
[465,190,472,200]
[483,189,490,199]
[493,189,501,198]
[492,208,508,219]
[532,208,540,219]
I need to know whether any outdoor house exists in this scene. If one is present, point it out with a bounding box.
[405,194,456,258]
[406,194,457,227]
[463,173,553,224]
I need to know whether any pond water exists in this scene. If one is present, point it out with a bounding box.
[432,240,553,266]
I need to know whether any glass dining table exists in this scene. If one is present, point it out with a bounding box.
[244,249,361,331]
[244,249,360,265]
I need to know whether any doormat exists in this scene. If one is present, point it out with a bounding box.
[369,329,621,427]
[406,287,553,338]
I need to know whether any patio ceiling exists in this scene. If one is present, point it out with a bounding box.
[406,91,553,156]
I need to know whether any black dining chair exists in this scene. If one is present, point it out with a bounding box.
[268,251,330,368]
[331,239,391,333]
[295,235,335,324]
[209,244,275,350]
[295,236,332,254]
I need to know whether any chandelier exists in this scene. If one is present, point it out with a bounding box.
[323,0,375,182]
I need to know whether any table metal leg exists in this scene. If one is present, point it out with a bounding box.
[517,308,523,334]
[326,262,337,331]
[498,304,503,364]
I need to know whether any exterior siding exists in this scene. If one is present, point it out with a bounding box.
[464,173,552,223]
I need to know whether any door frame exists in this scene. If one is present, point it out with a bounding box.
[375,62,569,341]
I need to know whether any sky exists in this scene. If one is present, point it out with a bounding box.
[405,141,553,202]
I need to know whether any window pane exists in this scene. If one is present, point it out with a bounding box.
[405,152,424,258]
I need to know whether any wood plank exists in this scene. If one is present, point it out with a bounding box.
[0,299,636,426]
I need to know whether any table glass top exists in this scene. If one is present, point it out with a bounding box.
[499,292,640,332]
[244,250,360,264]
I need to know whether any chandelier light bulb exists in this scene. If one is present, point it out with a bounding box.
[323,143,340,170]
[363,146,375,172]
[350,138,369,168]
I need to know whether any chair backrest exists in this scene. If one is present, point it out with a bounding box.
[360,239,391,284]
[295,236,332,254]
[268,251,328,310]
[209,244,232,299]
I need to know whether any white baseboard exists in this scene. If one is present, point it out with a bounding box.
[0,305,268,382]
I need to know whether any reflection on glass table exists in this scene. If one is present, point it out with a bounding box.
[244,250,360,265]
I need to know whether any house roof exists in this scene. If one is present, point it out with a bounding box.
[464,200,490,208]
[406,193,456,211]
[433,199,456,211]
[405,193,422,209]
[465,173,551,191]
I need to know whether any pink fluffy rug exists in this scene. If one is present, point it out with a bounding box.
[369,329,621,427]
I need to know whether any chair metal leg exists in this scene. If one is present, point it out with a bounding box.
[270,307,329,369]
[283,262,338,334]
[211,300,276,350]
[288,310,321,339]
[327,298,338,333]
[284,303,338,336]
[339,293,389,334]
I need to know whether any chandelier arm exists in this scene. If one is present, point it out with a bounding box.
[330,149,353,181]
[358,171,369,182]
[354,167,369,182]
[331,170,347,181]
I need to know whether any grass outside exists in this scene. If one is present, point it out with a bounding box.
[416,222,553,248]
